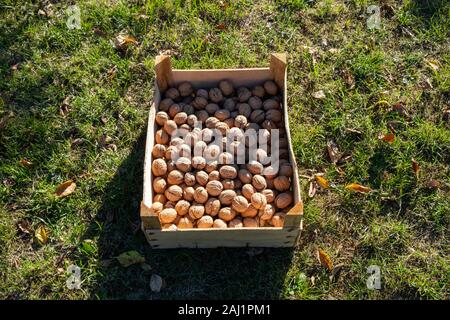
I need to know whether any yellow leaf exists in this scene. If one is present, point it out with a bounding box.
[318,248,333,271]
[315,175,329,189]
[55,180,76,198]
[116,250,145,267]
[34,225,49,245]
[114,35,138,50]
[345,183,371,193]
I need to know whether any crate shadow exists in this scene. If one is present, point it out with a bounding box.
[85,129,295,299]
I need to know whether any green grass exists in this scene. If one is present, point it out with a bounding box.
[0,0,449,299]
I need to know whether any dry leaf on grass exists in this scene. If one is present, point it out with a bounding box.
[308,182,317,198]
[312,90,326,99]
[34,225,49,245]
[19,159,32,167]
[379,132,395,143]
[315,175,329,189]
[114,35,138,51]
[116,250,145,267]
[55,180,76,198]
[150,274,163,292]
[412,159,420,179]
[17,220,32,234]
[317,248,333,271]
[327,140,341,164]
[216,23,226,30]
[345,183,371,193]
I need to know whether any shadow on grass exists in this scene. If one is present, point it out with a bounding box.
[83,128,294,300]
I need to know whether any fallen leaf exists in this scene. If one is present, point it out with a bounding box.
[38,9,46,16]
[425,59,440,71]
[216,23,226,30]
[336,166,345,176]
[71,138,83,147]
[308,181,317,198]
[106,143,117,152]
[55,180,77,198]
[219,1,228,9]
[345,183,371,193]
[116,250,145,267]
[92,27,106,37]
[327,140,341,164]
[11,63,19,71]
[99,134,113,147]
[316,175,329,189]
[312,90,326,99]
[150,274,163,292]
[17,220,32,234]
[345,127,362,135]
[114,35,138,51]
[34,225,49,245]
[317,248,333,271]
[379,132,395,143]
[412,159,419,179]
[19,159,32,167]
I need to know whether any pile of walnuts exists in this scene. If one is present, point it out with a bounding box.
[150,79,294,230]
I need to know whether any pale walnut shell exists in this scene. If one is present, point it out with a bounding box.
[219,165,237,179]
[195,171,209,186]
[204,144,220,161]
[215,122,229,135]
[242,184,256,201]
[218,152,233,165]
[247,160,263,175]
[251,192,267,210]
[208,170,220,181]
[175,200,190,216]
[265,109,282,122]
[159,208,177,224]
[192,156,206,170]
[219,80,234,96]
[205,116,220,129]
[162,223,177,230]
[153,194,167,205]
[165,87,180,100]
[206,180,223,197]
[261,189,276,203]
[153,177,167,194]
[222,179,235,190]
[164,201,176,209]
[150,202,163,215]
[213,218,228,228]
[159,98,173,112]
[183,186,195,201]
[262,165,278,179]
[218,207,237,222]
[168,104,183,118]
[194,140,207,156]
[178,82,194,97]
[243,217,258,228]
[173,112,188,125]
[200,128,214,143]
[167,170,184,185]
[178,144,191,158]
[205,198,221,216]
[151,159,167,177]
[261,119,278,130]
[275,192,293,209]
[252,174,267,191]
[175,157,191,172]
[165,185,183,202]
[155,129,169,145]
[188,203,205,219]
[152,144,166,159]
[163,119,178,135]
[205,161,218,173]
[187,114,198,127]
[271,212,286,227]
[155,111,169,126]
[228,217,243,228]
[234,115,248,129]
[252,85,265,98]
[237,87,251,102]
[219,190,236,206]
[184,172,196,186]
[197,215,214,228]
[258,204,275,220]
[238,103,251,118]
[209,87,223,103]
[241,204,258,218]
[263,80,278,96]
[274,176,291,191]
[177,216,193,229]
[231,195,249,213]
[193,186,209,204]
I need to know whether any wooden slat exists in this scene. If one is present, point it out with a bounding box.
[155,55,174,92]
[270,53,287,89]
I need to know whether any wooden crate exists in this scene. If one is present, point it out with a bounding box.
[141,53,303,249]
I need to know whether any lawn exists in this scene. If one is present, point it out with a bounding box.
[0,0,448,299]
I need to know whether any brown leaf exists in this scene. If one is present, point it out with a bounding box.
[412,158,420,179]
[216,23,226,30]
[317,248,333,271]
[308,181,317,198]
[315,175,329,189]
[55,180,76,198]
[345,183,371,193]
[379,132,395,143]
[114,35,138,51]
[327,140,341,164]
[19,159,32,167]
[17,220,32,234]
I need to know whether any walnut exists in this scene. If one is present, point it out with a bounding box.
[193,140,207,156]
[252,175,267,191]
[250,109,265,124]
[262,165,278,179]
[219,165,237,179]
[164,201,176,209]
[170,137,184,147]
[178,82,194,97]
[263,80,278,96]
[261,189,276,203]
[205,116,220,129]
[173,112,188,125]
[153,193,167,205]
[159,98,173,112]
[237,87,251,102]
[222,179,235,190]
[177,216,193,229]
[195,170,209,186]
[219,190,236,206]
[274,176,291,191]
[243,217,258,228]
[153,177,167,193]
[266,178,274,190]
[183,104,195,115]
[223,98,236,111]
[167,170,184,185]
[263,99,280,111]
[191,156,206,170]
[196,88,209,99]
[187,114,198,127]
[155,111,169,126]
[234,115,248,129]
[241,204,258,218]
[174,157,190,173]
[204,144,220,161]
[238,169,252,184]
[251,192,267,209]
[215,122,229,135]
[205,198,221,216]
[219,80,234,96]
[155,129,169,145]
[178,144,191,158]
[183,172,195,187]
[205,103,219,115]
[164,145,177,160]
[213,218,228,228]
[151,159,167,176]
[279,163,293,177]
[271,212,285,227]
[261,120,277,130]
[168,103,182,118]
[152,144,166,158]
[252,85,265,98]
[208,170,220,181]
[258,204,275,220]
[163,119,178,135]
[205,160,218,173]
[241,184,256,200]
[197,215,214,228]
[248,96,263,110]
[159,208,177,223]
[166,160,176,172]
[218,207,237,222]
[218,152,233,164]
[183,186,195,201]
[165,185,183,202]
[228,217,243,228]
[192,96,208,110]
[238,103,251,118]
[231,195,249,213]
[206,180,223,196]
[188,203,205,219]
[165,87,180,100]
[265,109,282,122]
[247,160,263,175]
[193,186,208,203]
[196,110,209,123]
[175,200,191,216]
[215,109,230,121]
[209,88,223,103]
[275,192,293,209]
